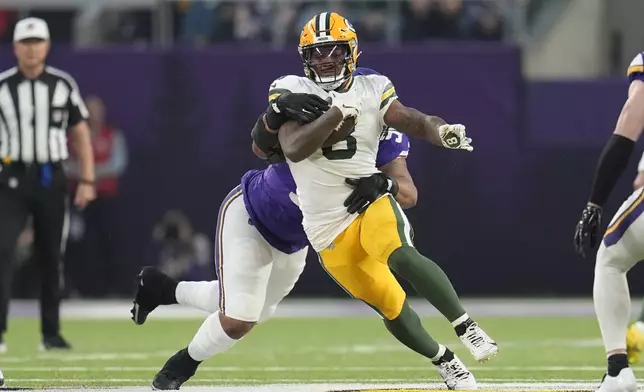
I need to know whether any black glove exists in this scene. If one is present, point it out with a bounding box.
[344,173,399,214]
[272,92,330,125]
[574,204,603,257]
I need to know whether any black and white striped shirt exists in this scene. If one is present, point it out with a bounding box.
[0,66,89,164]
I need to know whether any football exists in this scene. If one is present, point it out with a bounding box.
[322,116,356,147]
[279,117,356,148]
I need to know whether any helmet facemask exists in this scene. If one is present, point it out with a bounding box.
[300,42,353,91]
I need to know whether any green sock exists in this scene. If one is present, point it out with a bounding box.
[383,300,444,361]
[388,246,466,322]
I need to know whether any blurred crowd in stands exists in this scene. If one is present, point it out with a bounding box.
[0,0,506,46]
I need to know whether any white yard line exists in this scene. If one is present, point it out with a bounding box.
[0,381,620,392]
[2,365,643,372]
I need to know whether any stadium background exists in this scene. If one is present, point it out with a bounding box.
[4,0,644,301]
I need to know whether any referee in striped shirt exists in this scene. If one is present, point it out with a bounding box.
[0,18,96,352]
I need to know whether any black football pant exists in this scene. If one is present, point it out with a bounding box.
[0,162,67,338]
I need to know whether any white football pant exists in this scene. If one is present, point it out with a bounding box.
[595,187,644,354]
[213,186,307,322]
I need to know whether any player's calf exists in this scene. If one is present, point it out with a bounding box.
[382,301,477,390]
[153,311,245,389]
[388,246,466,321]
[388,246,498,362]
[131,267,178,325]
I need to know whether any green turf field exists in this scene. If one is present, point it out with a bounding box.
[0,315,633,390]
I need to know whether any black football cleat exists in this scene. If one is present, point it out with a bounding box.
[152,348,201,390]
[40,334,72,351]
[131,266,178,325]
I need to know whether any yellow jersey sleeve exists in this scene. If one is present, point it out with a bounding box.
[377,76,398,124]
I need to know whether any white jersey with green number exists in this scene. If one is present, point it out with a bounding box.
[268,74,399,251]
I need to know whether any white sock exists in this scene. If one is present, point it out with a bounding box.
[594,258,631,353]
[187,311,237,361]
[451,313,470,327]
[430,344,447,362]
[176,281,220,314]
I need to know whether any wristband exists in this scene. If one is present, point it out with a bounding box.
[252,114,280,153]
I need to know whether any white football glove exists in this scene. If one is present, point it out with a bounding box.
[328,90,362,119]
[438,124,473,152]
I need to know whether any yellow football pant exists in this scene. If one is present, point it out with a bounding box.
[318,195,414,320]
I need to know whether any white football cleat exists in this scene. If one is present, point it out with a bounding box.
[0,342,6,354]
[459,322,498,362]
[596,368,637,392]
[435,354,478,390]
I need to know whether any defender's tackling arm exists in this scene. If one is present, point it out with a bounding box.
[380,157,417,208]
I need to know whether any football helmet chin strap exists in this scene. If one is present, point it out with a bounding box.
[314,68,348,91]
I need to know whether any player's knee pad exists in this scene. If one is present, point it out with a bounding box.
[219,313,256,339]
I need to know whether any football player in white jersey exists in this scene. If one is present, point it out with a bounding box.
[624,164,644,366]
[574,51,644,392]
[133,84,419,388]
[264,12,497,390]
